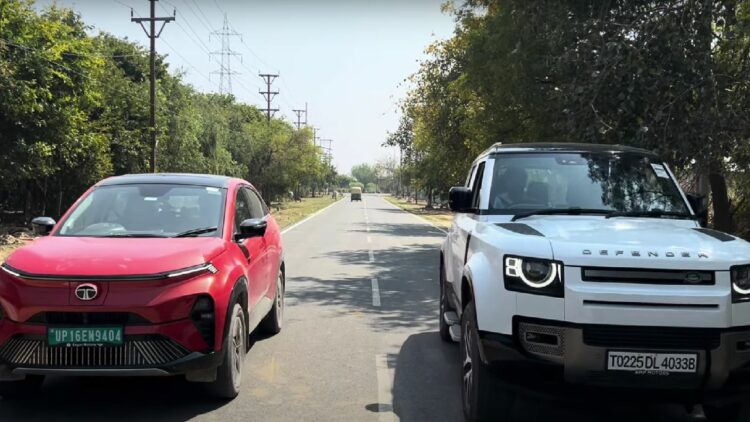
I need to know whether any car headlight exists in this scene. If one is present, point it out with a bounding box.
[504,256,564,297]
[732,264,750,303]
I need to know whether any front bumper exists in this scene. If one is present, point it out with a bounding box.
[479,317,750,402]
[0,318,217,379]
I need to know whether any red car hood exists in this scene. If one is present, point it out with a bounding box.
[4,236,226,277]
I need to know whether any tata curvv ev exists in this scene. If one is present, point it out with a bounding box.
[0,174,285,399]
[440,143,750,421]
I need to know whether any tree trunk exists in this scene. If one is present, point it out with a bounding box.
[709,172,732,232]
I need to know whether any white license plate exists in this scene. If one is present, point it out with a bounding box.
[607,351,698,374]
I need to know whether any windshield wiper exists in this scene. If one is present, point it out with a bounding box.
[605,210,695,220]
[511,208,612,222]
[173,226,218,238]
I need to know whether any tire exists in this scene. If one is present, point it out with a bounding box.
[704,402,750,422]
[260,269,284,335]
[207,303,246,400]
[439,262,452,342]
[461,301,515,422]
[0,375,44,399]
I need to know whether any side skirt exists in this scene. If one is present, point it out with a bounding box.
[247,296,274,333]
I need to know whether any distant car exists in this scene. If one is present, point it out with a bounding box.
[0,173,285,399]
[351,186,362,201]
[441,143,750,422]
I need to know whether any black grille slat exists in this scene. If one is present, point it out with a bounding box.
[581,267,715,285]
[0,336,189,368]
[583,325,720,350]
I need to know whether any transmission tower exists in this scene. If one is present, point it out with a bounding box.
[259,73,279,121]
[210,14,242,95]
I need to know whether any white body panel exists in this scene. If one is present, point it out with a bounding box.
[443,155,750,336]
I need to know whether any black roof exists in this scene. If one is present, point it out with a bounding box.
[475,142,658,162]
[490,142,655,154]
[97,173,232,188]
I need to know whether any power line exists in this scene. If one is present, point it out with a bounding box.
[259,73,279,121]
[159,2,211,54]
[160,37,218,90]
[210,13,242,95]
[131,0,175,173]
[190,0,217,32]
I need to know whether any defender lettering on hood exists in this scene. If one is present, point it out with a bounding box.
[582,249,709,259]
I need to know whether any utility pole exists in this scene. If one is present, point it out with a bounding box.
[292,108,305,130]
[259,73,279,121]
[131,0,174,173]
[210,14,242,95]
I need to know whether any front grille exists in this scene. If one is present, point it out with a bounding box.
[581,267,714,285]
[0,335,189,368]
[583,325,720,350]
[27,312,150,326]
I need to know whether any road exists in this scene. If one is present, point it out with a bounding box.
[0,195,700,421]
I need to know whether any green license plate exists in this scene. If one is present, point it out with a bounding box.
[48,327,123,346]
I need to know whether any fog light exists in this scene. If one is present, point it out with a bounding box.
[524,331,559,346]
[191,296,215,349]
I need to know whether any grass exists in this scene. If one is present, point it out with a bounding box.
[385,195,454,230]
[270,195,342,229]
[0,245,19,262]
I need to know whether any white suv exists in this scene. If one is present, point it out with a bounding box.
[440,143,750,422]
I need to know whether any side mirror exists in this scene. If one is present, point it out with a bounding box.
[449,187,474,213]
[234,218,267,241]
[31,216,56,236]
[686,194,708,227]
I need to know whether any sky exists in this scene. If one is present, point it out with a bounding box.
[36,0,456,174]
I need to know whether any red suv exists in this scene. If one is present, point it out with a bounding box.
[0,174,284,399]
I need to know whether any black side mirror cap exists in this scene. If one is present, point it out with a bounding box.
[449,186,474,213]
[234,218,267,241]
[31,216,56,236]
[686,194,708,227]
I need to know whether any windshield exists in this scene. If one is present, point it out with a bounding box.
[57,184,226,237]
[488,152,689,215]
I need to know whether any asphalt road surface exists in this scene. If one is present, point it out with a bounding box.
[0,195,703,421]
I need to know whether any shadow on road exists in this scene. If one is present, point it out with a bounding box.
[0,376,223,421]
[287,243,440,332]
[348,221,445,238]
[390,332,697,422]
[0,335,277,422]
[391,332,463,421]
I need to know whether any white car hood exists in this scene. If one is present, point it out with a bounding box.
[510,216,750,270]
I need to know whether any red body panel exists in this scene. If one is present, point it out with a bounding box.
[0,176,283,364]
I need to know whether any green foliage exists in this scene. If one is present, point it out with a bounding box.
[0,2,333,219]
[396,0,750,232]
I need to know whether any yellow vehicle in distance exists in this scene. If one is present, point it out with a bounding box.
[350,186,362,202]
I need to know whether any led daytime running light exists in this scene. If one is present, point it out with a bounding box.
[505,257,559,288]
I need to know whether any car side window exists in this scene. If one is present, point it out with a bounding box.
[471,162,486,209]
[243,187,266,219]
[234,188,253,231]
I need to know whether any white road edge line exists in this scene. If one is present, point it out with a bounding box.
[382,197,448,234]
[369,250,375,263]
[280,198,343,235]
[375,354,396,422]
[371,278,381,307]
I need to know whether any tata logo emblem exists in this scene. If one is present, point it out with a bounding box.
[582,250,709,259]
[75,283,98,301]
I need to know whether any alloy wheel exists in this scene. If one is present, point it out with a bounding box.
[230,312,245,389]
[462,322,474,412]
